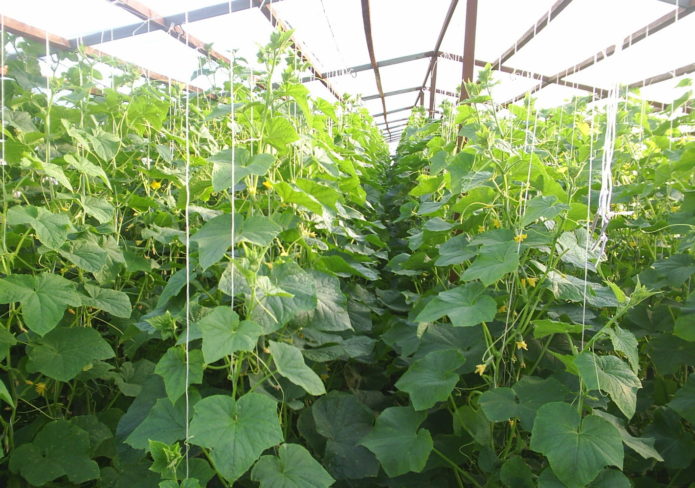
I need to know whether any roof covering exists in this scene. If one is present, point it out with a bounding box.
[2,0,693,144]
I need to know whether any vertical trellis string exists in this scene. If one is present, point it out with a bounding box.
[229,0,237,354]
[183,9,192,480]
[1,15,6,255]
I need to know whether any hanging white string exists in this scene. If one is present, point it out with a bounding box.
[581,89,597,347]
[229,0,236,325]
[593,40,623,258]
[1,15,6,254]
[183,10,192,480]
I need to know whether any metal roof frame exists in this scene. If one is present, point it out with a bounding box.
[1,0,692,144]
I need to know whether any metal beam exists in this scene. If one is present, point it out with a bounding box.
[377,116,410,126]
[628,61,695,89]
[656,0,695,6]
[415,0,459,106]
[361,0,390,134]
[107,0,230,64]
[363,86,422,101]
[2,14,203,92]
[491,0,573,70]
[429,60,438,116]
[300,51,434,83]
[459,0,478,101]
[372,106,414,118]
[71,0,260,46]
[259,1,340,99]
[511,7,694,103]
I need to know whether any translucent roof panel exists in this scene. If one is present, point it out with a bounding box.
[533,84,589,109]
[370,0,451,61]
[506,0,674,77]
[2,0,142,39]
[305,80,336,101]
[135,0,231,17]
[565,14,695,89]
[94,31,205,88]
[636,75,693,104]
[272,0,368,73]
[440,0,556,63]
[379,59,431,94]
[330,69,376,97]
[385,92,420,114]
[183,9,274,70]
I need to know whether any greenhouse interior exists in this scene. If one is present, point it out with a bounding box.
[0,0,694,486]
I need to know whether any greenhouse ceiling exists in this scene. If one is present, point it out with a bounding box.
[1,0,694,143]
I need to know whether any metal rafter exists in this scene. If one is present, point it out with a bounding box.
[71,0,266,46]
[108,0,230,64]
[628,61,695,89]
[415,0,459,107]
[459,0,478,101]
[2,14,203,92]
[360,0,390,135]
[429,61,438,116]
[491,0,573,70]
[363,86,422,101]
[258,1,340,99]
[372,106,414,118]
[300,51,434,83]
[376,116,410,126]
[502,7,693,105]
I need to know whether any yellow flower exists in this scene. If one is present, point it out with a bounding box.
[478,225,485,233]
[150,181,162,190]
[556,166,568,174]
[526,277,538,288]
[520,278,527,287]
[280,250,289,257]
[34,382,47,396]
[516,340,528,351]
[498,304,508,313]
[475,364,487,376]
[263,180,273,189]
[492,218,502,229]
[266,262,274,270]
[514,233,528,243]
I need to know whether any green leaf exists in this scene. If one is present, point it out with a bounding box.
[59,239,108,273]
[521,195,568,226]
[198,307,263,363]
[27,327,115,382]
[0,378,13,407]
[530,402,623,488]
[311,392,380,479]
[296,271,352,332]
[295,179,343,211]
[360,406,433,477]
[436,234,477,266]
[415,283,496,327]
[252,262,317,333]
[126,395,193,450]
[64,154,111,188]
[274,182,323,214]
[148,440,182,480]
[462,241,519,286]
[532,319,584,339]
[81,283,132,318]
[191,214,232,270]
[668,375,695,424]
[479,387,517,422]
[7,205,73,249]
[266,117,299,150]
[190,393,283,481]
[574,352,641,419]
[210,149,274,191]
[9,420,99,486]
[606,326,639,372]
[251,443,335,488]
[500,455,535,488]
[269,341,325,396]
[81,196,115,223]
[0,273,81,335]
[592,409,663,461]
[154,347,204,404]
[674,314,695,342]
[395,349,465,410]
[41,161,73,191]
[88,130,119,161]
[239,215,282,247]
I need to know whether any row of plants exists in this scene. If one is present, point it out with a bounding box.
[377,72,695,486]
[0,27,694,487]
